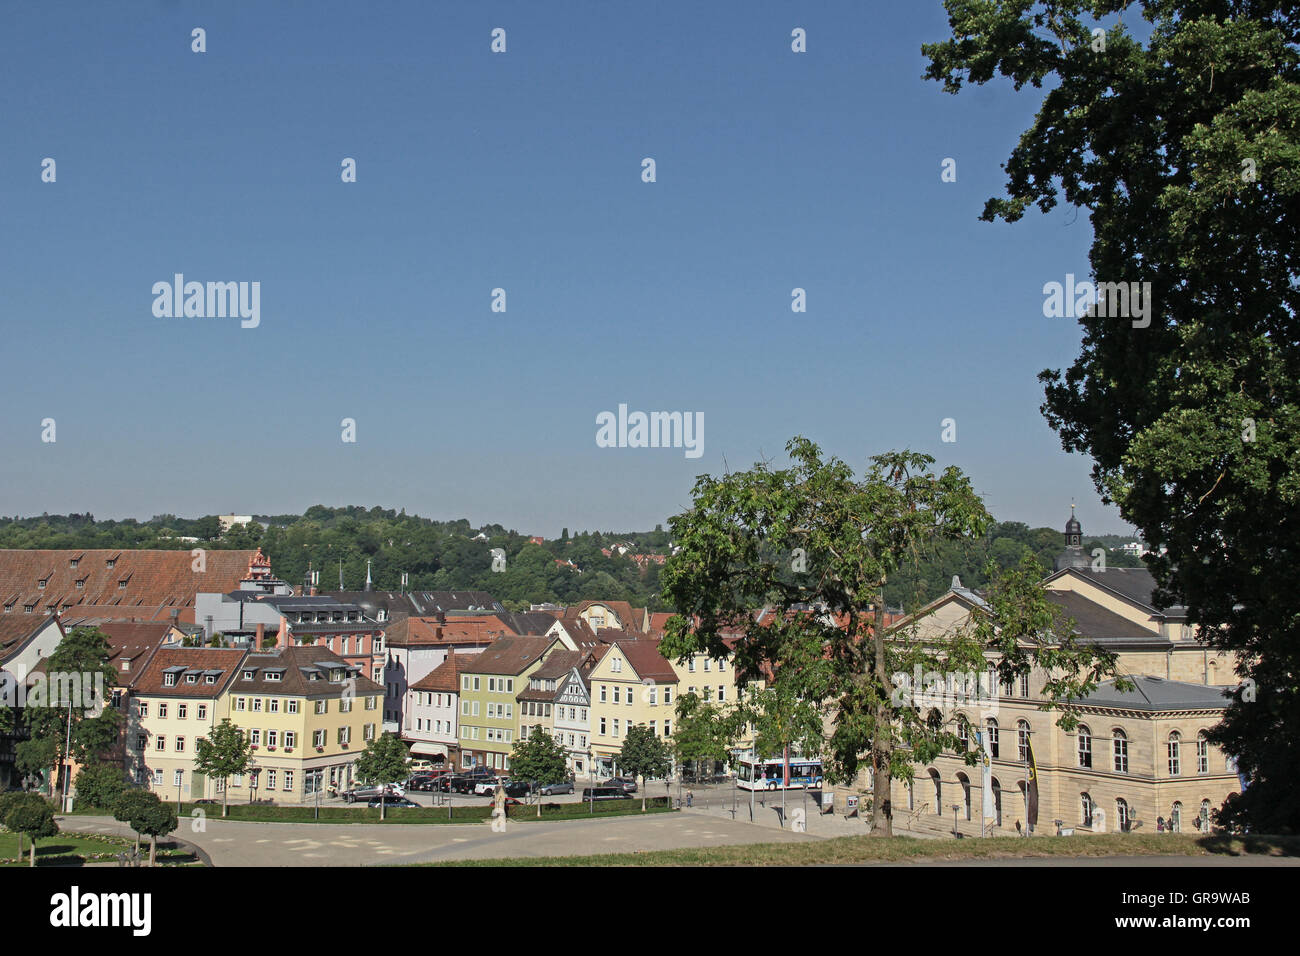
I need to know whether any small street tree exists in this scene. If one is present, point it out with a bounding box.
[113,789,177,866]
[353,732,409,820]
[4,793,58,867]
[194,719,252,817]
[618,724,672,811]
[71,762,128,811]
[508,727,568,816]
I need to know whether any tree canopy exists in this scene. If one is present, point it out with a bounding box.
[924,0,1300,832]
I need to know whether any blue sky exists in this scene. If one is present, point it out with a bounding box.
[0,1,1131,539]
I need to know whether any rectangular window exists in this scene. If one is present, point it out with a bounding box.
[663,720,671,737]
[252,698,263,713]
[315,700,327,715]
[287,700,299,714]
[269,698,280,713]
[173,769,183,787]
[313,729,326,748]
[177,703,188,719]
[250,730,261,745]
[235,698,245,711]
[136,733,146,750]
[197,704,207,720]
[138,701,149,718]
[284,771,294,792]
[158,703,168,719]
[175,736,185,752]
[599,685,607,703]
[267,770,277,790]
[599,718,607,735]
[284,731,296,749]
[267,730,278,748]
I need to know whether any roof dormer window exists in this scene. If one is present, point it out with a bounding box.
[118,580,128,590]
[69,558,78,569]
[243,670,255,680]
[76,579,85,590]
[106,559,116,569]
[38,579,47,590]
[163,674,176,687]
[185,674,198,684]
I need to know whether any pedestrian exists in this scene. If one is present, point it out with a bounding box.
[686,789,693,808]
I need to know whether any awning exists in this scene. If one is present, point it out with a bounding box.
[407,742,448,757]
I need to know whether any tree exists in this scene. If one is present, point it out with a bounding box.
[662,438,1123,836]
[0,791,30,861]
[507,727,569,816]
[15,626,119,797]
[4,793,58,867]
[617,724,671,811]
[71,762,127,811]
[924,1,1300,832]
[353,732,409,820]
[194,719,252,817]
[113,789,177,865]
[673,692,745,780]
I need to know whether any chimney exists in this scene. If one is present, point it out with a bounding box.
[255,622,265,648]
[277,615,289,651]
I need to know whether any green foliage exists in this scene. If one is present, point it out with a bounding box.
[924,0,1300,832]
[507,727,569,788]
[672,692,746,769]
[72,762,127,810]
[354,733,410,787]
[195,719,252,816]
[617,724,672,809]
[4,794,58,864]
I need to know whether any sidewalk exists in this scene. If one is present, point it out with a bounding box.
[680,793,944,840]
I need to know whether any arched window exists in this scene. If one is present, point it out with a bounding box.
[955,714,970,753]
[1019,672,1030,698]
[1116,798,1132,832]
[986,717,1000,758]
[929,769,942,815]
[1170,801,1182,832]
[1081,792,1094,827]
[1077,724,1092,768]
[1199,799,1212,832]
[1113,729,1129,773]
[957,772,971,820]
[1196,732,1209,774]
[1017,720,1031,763]
[1168,731,1182,776]
[991,778,1002,826]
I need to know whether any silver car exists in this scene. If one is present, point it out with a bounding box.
[538,780,574,795]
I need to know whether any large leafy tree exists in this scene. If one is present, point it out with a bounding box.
[616,724,672,811]
[113,789,177,866]
[672,691,747,779]
[72,762,128,811]
[662,438,1122,836]
[507,726,569,816]
[194,719,252,818]
[924,1,1300,832]
[15,626,119,797]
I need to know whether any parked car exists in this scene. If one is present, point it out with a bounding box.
[538,780,574,796]
[342,783,404,803]
[367,796,421,809]
[407,759,438,774]
[450,776,479,794]
[464,766,495,779]
[606,777,637,794]
[474,778,505,796]
[407,774,438,791]
[503,781,531,798]
[581,786,631,801]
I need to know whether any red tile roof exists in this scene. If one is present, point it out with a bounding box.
[0,614,62,662]
[410,652,478,694]
[461,636,558,676]
[132,646,248,698]
[610,640,678,684]
[0,549,259,617]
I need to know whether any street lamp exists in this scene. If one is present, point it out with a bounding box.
[952,803,961,838]
[586,748,593,814]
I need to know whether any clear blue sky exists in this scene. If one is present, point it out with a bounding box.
[0,1,1132,539]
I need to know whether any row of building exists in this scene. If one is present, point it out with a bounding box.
[0,518,1250,835]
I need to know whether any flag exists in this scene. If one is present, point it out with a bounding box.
[977,730,994,825]
[1026,736,1039,830]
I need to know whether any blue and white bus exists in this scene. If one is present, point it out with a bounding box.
[736,757,823,791]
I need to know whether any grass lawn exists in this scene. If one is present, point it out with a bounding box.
[424,832,1300,867]
[67,796,674,825]
[0,830,197,867]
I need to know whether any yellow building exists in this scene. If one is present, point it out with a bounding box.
[128,647,246,801]
[458,636,559,772]
[588,640,679,777]
[829,517,1243,837]
[225,644,384,802]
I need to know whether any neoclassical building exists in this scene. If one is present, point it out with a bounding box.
[831,514,1242,837]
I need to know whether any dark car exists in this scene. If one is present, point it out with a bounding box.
[581,786,632,801]
[503,781,531,798]
[407,774,438,791]
[606,777,637,794]
[464,766,495,779]
[450,776,480,794]
[538,780,574,796]
[367,796,421,809]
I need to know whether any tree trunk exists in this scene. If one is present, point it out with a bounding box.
[29,839,36,867]
[222,780,229,817]
[870,590,893,837]
[149,836,157,866]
